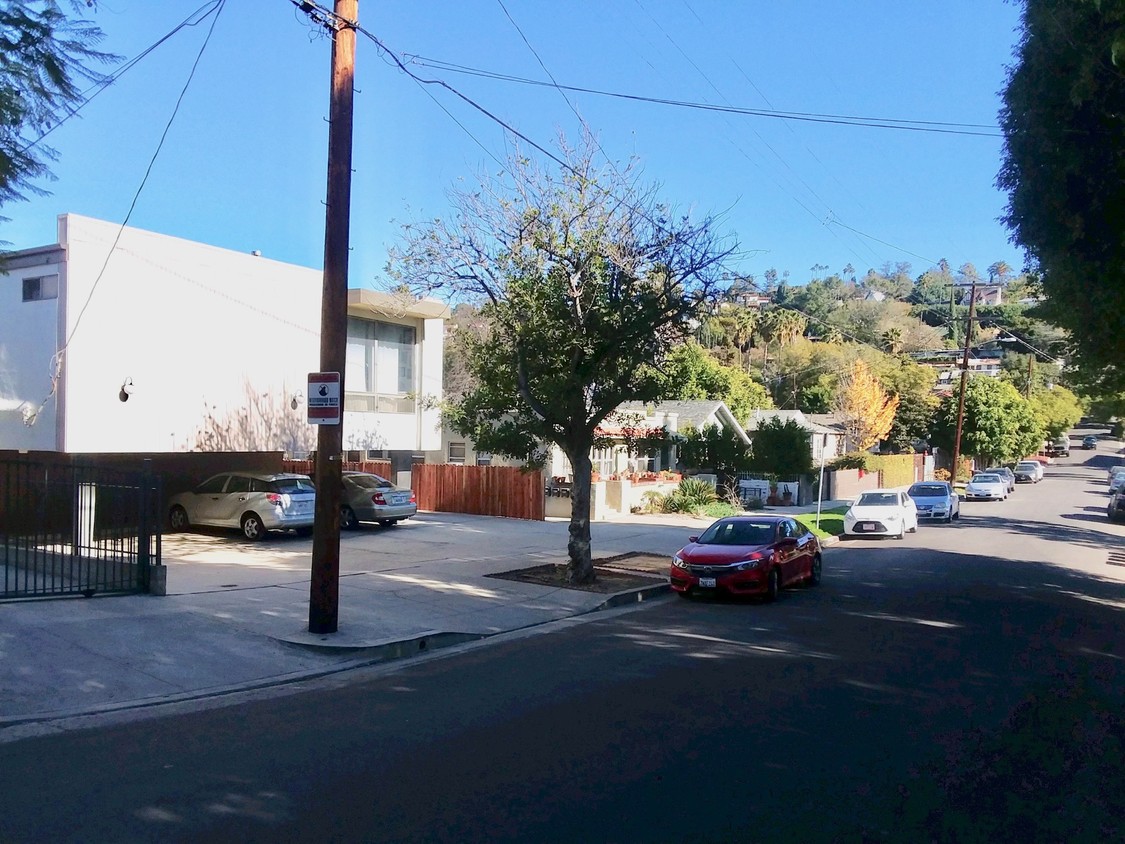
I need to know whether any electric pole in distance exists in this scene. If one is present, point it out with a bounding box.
[950,277,978,483]
[308,0,357,635]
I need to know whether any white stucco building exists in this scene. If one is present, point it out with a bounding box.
[0,214,447,463]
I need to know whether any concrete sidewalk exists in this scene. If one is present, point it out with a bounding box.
[0,505,847,731]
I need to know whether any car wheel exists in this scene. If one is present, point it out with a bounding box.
[808,554,822,587]
[766,568,780,602]
[676,589,693,600]
[896,524,905,540]
[169,505,190,532]
[945,513,953,524]
[341,506,359,530]
[241,513,265,541]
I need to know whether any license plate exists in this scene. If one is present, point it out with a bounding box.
[858,523,871,531]
[698,577,716,588]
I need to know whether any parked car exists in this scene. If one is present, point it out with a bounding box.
[168,472,316,540]
[669,515,822,601]
[340,471,417,529]
[963,473,1008,501]
[1107,465,1125,484]
[1047,436,1070,457]
[985,466,1016,493]
[1082,435,1099,450]
[906,481,960,523]
[842,489,919,539]
[1110,470,1125,495]
[1109,488,1125,522]
[1014,460,1044,483]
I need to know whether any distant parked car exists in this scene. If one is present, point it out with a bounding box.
[963,473,1008,501]
[1014,460,1044,483]
[1107,465,1125,484]
[1082,435,1099,450]
[168,472,316,540]
[985,466,1016,493]
[340,471,417,529]
[842,489,919,539]
[669,515,822,601]
[907,481,960,523]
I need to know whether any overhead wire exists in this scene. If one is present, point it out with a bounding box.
[25,0,228,426]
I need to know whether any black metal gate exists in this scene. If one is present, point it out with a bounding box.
[0,458,161,599]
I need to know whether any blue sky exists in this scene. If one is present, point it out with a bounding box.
[3,0,1026,293]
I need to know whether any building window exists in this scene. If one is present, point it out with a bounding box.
[345,318,416,413]
[448,442,466,464]
[22,274,59,302]
[476,452,492,466]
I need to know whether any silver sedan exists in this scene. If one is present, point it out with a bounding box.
[340,471,417,529]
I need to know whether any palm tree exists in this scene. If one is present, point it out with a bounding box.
[881,327,904,354]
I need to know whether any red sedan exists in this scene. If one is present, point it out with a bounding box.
[670,515,822,601]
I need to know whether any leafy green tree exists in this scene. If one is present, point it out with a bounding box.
[677,423,753,492]
[749,417,813,477]
[930,378,1044,467]
[999,0,1125,382]
[389,136,733,583]
[1028,385,1084,439]
[0,1,114,209]
[658,341,772,423]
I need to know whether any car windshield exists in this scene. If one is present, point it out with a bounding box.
[908,485,948,498]
[272,477,315,494]
[1016,463,1038,470]
[697,520,776,545]
[972,474,1001,483]
[857,492,899,506]
[345,474,394,490]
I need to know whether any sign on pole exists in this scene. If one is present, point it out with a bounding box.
[307,371,341,425]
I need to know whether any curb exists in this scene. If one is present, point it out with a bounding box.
[0,582,673,733]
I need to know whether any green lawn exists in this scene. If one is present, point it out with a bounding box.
[795,506,849,539]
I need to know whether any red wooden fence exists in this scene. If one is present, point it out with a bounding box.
[412,464,544,520]
[282,459,394,479]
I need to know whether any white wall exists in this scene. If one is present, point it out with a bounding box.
[0,251,62,450]
[4,214,443,454]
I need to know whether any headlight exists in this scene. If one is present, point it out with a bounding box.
[672,555,690,570]
[737,560,761,571]
[844,511,856,523]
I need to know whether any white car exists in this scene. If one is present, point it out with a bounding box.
[843,489,919,539]
[1110,470,1125,495]
[1107,465,1125,485]
[963,473,1008,501]
[1014,460,1044,483]
[168,472,316,540]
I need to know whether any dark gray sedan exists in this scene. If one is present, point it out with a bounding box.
[340,471,417,529]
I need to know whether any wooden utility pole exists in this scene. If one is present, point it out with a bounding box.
[950,278,978,482]
[309,0,357,634]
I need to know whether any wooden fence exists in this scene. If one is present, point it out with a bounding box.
[282,459,393,479]
[412,464,544,520]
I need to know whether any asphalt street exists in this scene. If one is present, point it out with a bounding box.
[0,439,1122,843]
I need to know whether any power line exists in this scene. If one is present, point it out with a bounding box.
[406,55,1002,137]
[25,0,228,427]
[19,1,225,156]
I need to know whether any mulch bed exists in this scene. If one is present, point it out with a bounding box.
[487,552,670,593]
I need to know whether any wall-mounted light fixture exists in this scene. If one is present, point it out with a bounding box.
[119,378,135,403]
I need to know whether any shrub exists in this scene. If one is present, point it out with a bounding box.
[830,451,873,470]
[640,490,666,514]
[933,468,951,481]
[662,477,718,513]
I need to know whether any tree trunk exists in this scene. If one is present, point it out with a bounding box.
[566,447,596,584]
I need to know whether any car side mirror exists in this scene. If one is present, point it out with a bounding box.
[688,535,699,543]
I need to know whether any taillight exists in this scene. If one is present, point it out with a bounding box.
[371,492,386,505]
[409,492,416,503]
[266,493,282,506]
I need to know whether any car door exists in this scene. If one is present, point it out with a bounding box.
[189,475,231,525]
[900,491,917,530]
[213,474,254,528]
[789,519,816,580]
[775,520,801,585]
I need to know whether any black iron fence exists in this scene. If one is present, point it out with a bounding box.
[0,458,161,599]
